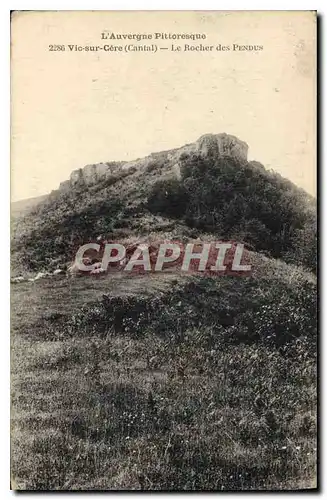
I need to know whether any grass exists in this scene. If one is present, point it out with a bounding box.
[11,271,317,491]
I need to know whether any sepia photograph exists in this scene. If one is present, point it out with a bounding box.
[10,10,317,491]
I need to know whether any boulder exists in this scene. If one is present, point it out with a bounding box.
[34,272,47,280]
[90,267,106,275]
[53,269,64,275]
[11,276,25,283]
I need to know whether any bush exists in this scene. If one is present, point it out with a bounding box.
[147,153,316,269]
[147,179,189,218]
[64,275,316,353]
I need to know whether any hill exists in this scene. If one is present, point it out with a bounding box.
[11,134,317,490]
[11,194,48,219]
[11,133,316,274]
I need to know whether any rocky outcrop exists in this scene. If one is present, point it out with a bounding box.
[195,133,248,161]
[58,133,249,191]
[166,133,248,179]
[58,162,123,190]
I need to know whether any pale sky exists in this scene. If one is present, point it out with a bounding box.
[11,11,316,201]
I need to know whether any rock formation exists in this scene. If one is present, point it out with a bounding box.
[58,133,249,190]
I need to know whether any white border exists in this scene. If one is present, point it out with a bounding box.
[2,1,324,498]
[2,1,323,10]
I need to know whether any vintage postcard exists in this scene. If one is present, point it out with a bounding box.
[11,11,317,491]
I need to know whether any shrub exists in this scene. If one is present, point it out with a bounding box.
[147,179,189,218]
[147,153,316,269]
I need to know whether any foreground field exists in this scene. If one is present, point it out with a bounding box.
[11,273,317,490]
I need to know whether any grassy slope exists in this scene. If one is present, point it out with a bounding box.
[10,144,317,490]
[11,263,317,491]
[11,194,49,219]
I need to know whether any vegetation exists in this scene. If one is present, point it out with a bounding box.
[148,154,317,271]
[11,144,317,490]
[11,270,317,490]
[12,152,316,273]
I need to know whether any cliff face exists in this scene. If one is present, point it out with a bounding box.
[59,133,249,190]
[195,133,248,160]
[59,161,126,190]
